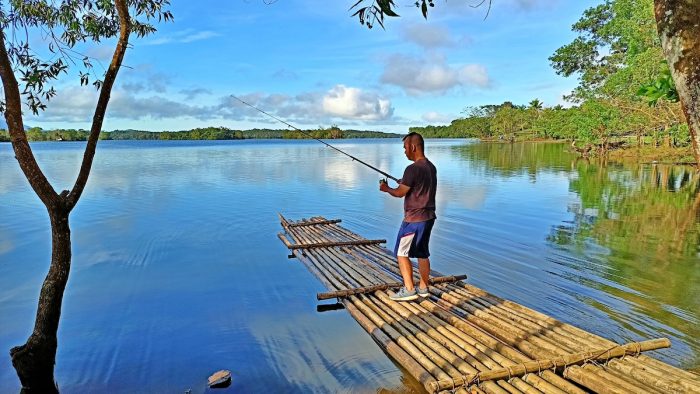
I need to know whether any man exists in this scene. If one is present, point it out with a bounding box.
[379,132,437,301]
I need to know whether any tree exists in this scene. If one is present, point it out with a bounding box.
[0,1,172,392]
[653,0,700,164]
[528,99,543,111]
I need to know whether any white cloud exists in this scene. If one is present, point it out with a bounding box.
[179,87,212,99]
[144,29,220,46]
[421,111,453,123]
[381,53,490,95]
[402,24,455,48]
[119,70,170,93]
[425,0,555,19]
[24,86,210,123]
[27,85,396,127]
[84,45,116,62]
[459,64,490,88]
[180,31,219,43]
[322,85,393,121]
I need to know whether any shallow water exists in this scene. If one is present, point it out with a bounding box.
[1,139,698,392]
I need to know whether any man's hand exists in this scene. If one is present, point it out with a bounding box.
[379,179,390,192]
[380,180,410,197]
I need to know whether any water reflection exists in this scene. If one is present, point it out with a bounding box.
[454,142,699,369]
[1,139,698,393]
[551,162,700,369]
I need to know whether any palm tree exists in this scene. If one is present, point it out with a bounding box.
[528,99,544,111]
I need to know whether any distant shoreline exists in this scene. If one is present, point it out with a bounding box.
[0,127,402,143]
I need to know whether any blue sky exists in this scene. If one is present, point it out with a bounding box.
[26,0,599,133]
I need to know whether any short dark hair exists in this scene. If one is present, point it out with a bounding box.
[402,132,424,151]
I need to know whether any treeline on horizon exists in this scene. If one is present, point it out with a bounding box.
[412,0,689,152]
[0,126,400,142]
[1,1,686,154]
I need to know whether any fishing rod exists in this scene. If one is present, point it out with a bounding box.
[231,95,399,183]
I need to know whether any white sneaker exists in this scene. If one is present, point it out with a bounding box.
[390,287,419,301]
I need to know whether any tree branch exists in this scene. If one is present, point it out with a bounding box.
[66,0,131,210]
[0,26,59,209]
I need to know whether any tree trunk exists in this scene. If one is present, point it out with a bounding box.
[654,0,700,165]
[10,207,71,393]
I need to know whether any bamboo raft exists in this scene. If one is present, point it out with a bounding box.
[277,215,700,394]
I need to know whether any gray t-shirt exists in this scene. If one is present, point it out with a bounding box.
[401,158,437,222]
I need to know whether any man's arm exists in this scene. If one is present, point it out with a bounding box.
[380,181,410,198]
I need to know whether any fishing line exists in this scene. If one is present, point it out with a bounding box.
[231,95,399,183]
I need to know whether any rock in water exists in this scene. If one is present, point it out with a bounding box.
[207,370,232,388]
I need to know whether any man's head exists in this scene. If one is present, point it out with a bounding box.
[402,132,425,161]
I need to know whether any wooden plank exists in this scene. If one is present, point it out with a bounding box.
[317,274,468,300]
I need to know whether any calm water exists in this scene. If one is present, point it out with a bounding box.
[1,139,698,393]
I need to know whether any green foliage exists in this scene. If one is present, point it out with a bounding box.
[549,0,663,102]
[637,64,680,106]
[350,0,442,29]
[0,0,172,114]
[10,126,399,142]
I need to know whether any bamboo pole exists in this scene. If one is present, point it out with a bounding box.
[509,378,545,394]
[563,365,629,394]
[441,285,583,354]
[426,338,670,392]
[286,239,386,249]
[281,217,692,394]
[521,374,568,394]
[343,300,437,389]
[362,294,473,378]
[612,357,700,393]
[329,229,653,394]
[637,354,700,383]
[300,226,542,394]
[285,218,342,227]
[429,290,564,359]
[285,229,440,389]
[397,298,513,370]
[325,252,551,394]
[297,250,444,389]
[494,380,526,394]
[445,285,593,352]
[291,231,448,391]
[579,363,665,394]
[317,275,468,300]
[318,224,602,394]
[373,292,486,373]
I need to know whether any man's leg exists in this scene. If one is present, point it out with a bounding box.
[398,256,415,291]
[418,258,430,289]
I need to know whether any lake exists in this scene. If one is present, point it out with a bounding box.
[1,139,698,393]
